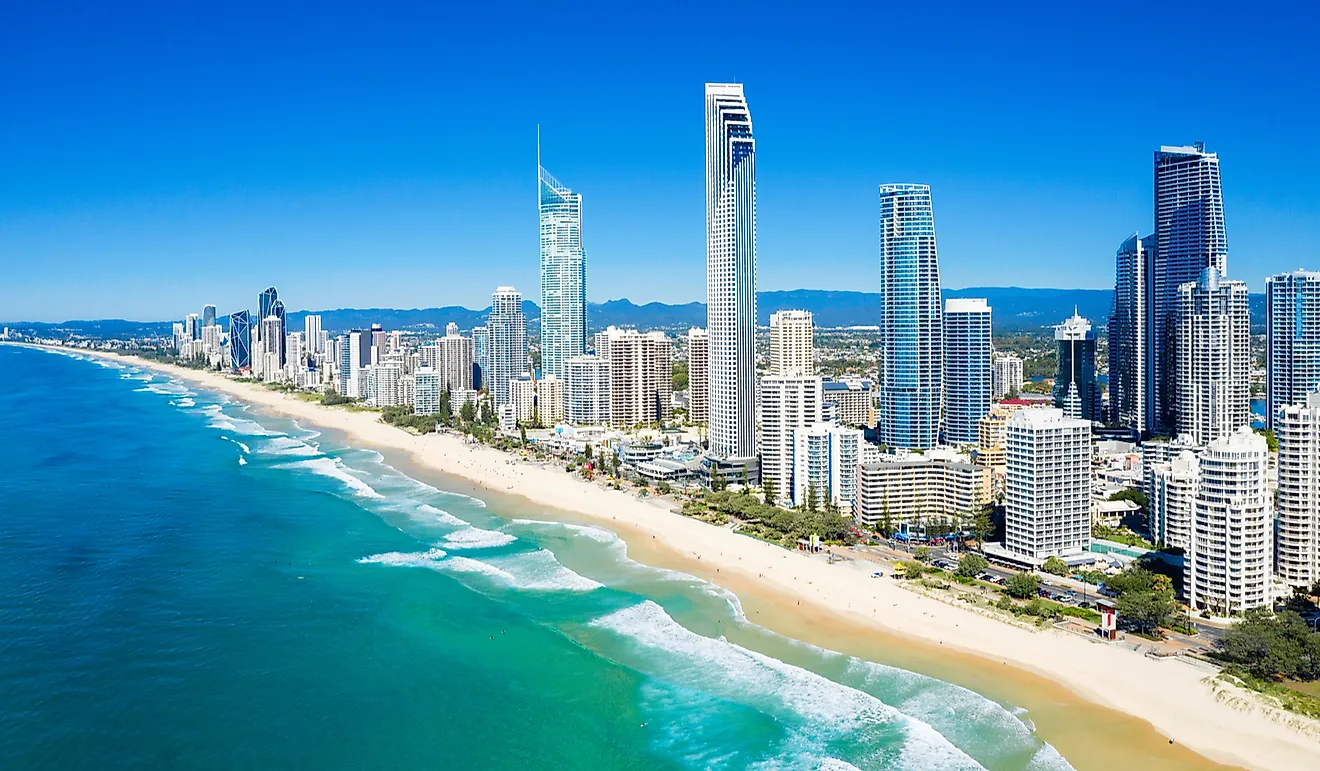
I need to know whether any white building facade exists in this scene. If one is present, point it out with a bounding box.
[1276,393,1320,590]
[1004,408,1091,563]
[758,375,822,504]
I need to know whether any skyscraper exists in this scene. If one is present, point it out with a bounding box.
[1176,268,1250,447]
[1266,270,1320,429]
[1111,233,1155,432]
[991,353,1023,400]
[1186,426,1271,617]
[488,286,528,407]
[1004,408,1092,563]
[1275,393,1320,590]
[228,310,251,372]
[565,354,611,426]
[1152,144,1228,435]
[538,158,587,381]
[759,374,822,505]
[768,310,814,376]
[269,300,287,366]
[599,327,672,428]
[471,326,489,391]
[202,304,216,329]
[705,83,758,467]
[686,328,709,424]
[942,298,992,444]
[878,184,943,450]
[1053,311,1101,422]
[258,287,279,342]
[304,314,323,355]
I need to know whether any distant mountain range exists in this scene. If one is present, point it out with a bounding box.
[7,287,1268,337]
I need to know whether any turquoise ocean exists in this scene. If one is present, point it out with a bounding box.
[0,345,1072,770]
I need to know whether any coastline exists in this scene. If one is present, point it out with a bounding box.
[35,345,1320,770]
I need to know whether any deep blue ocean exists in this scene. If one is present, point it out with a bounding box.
[0,345,1071,769]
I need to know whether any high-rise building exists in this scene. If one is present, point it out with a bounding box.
[433,322,474,393]
[270,300,287,365]
[1052,311,1101,422]
[565,354,611,426]
[1152,144,1228,435]
[1266,270,1320,429]
[943,298,992,444]
[758,375,822,505]
[304,315,323,355]
[878,183,943,450]
[471,326,489,391]
[538,161,587,381]
[791,422,862,513]
[991,353,1024,400]
[769,310,814,376]
[202,304,217,329]
[1004,408,1091,563]
[687,328,709,425]
[599,327,671,428]
[822,378,874,428]
[1186,426,1271,616]
[488,287,528,407]
[261,316,285,373]
[258,287,279,342]
[855,451,991,533]
[1111,233,1155,432]
[414,367,443,416]
[370,323,386,365]
[509,374,565,426]
[228,311,252,371]
[1148,450,1198,550]
[1275,393,1320,590]
[336,335,352,396]
[185,313,201,341]
[1176,268,1250,447]
[346,330,372,398]
[705,83,758,464]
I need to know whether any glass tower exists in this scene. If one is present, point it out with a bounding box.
[1152,144,1227,435]
[269,299,287,366]
[488,287,527,407]
[228,310,251,371]
[878,183,942,450]
[1266,270,1320,430]
[258,287,279,342]
[1111,233,1154,432]
[538,160,587,381]
[1053,311,1101,422]
[705,83,758,461]
[943,298,992,444]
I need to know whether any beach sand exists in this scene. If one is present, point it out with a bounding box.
[51,347,1320,770]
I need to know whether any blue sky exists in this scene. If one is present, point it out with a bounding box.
[2,1,1318,321]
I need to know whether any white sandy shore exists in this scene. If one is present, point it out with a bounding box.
[43,346,1320,770]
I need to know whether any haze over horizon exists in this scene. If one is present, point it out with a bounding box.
[3,1,1318,321]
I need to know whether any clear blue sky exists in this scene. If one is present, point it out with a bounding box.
[2,1,1318,322]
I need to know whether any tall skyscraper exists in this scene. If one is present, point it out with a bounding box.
[538,158,587,380]
[1152,144,1228,435]
[228,310,251,372]
[1111,233,1155,432]
[1053,311,1101,422]
[705,83,758,465]
[488,287,528,407]
[565,354,611,426]
[202,304,217,329]
[687,328,709,424]
[1176,268,1250,447]
[1275,393,1320,590]
[1186,426,1271,617]
[878,184,943,450]
[768,310,814,376]
[304,315,323,355]
[269,300,287,366]
[185,313,201,341]
[434,322,475,393]
[943,298,991,444]
[258,287,279,342]
[759,375,822,505]
[599,327,672,428]
[471,326,489,391]
[1266,270,1320,429]
[1003,408,1092,563]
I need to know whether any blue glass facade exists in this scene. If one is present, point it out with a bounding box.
[942,299,991,444]
[228,310,251,371]
[878,184,942,450]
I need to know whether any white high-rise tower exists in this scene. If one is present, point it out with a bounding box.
[705,83,758,468]
[538,144,587,381]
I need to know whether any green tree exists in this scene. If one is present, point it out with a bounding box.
[519,425,528,446]
[971,506,994,546]
[1005,572,1041,599]
[956,552,989,579]
[459,399,476,425]
[1218,608,1320,680]
[804,482,819,512]
[1117,590,1176,635]
[671,360,689,392]
[1254,427,1279,453]
[1040,556,1069,576]
[761,474,778,506]
[657,481,671,495]
[898,561,927,580]
[583,443,593,461]
[913,546,932,563]
[710,464,724,491]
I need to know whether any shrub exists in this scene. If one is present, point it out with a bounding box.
[1004,572,1041,599]
[956,553,989,578]
[1040,556,1069,576]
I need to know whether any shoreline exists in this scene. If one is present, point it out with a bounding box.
[31,345,1320,770]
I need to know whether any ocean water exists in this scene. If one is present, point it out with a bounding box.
[0,345,1072,770]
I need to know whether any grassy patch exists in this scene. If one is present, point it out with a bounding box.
[1222,670,1320,720]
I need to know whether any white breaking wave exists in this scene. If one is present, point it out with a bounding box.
[285,457,382,499]
[475,550,603,592]
[175,397,196,408]
[358,548,449,568]
[260,435,321,457]
[512,519,620,545]
[238,457,247,466]
[591,601,984,770]
[441,528,517,550]
[416,504,469,528]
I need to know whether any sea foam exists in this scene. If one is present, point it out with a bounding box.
[285,457,382,499]
[440,528,517,550]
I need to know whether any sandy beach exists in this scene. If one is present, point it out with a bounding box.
[45,346,1320,770]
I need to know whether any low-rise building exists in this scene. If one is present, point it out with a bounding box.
[855,452,991,533]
